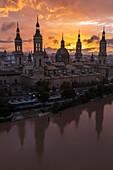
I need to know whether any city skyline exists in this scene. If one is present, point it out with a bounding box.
[0,0,113,54]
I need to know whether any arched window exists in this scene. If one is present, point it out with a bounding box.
[39,43,41,51]
[17,45,19,51]
[39,59,41,67]
[36,43,38,51]
[19,58,21,65]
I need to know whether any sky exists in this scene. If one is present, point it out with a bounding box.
[0,0,113,54]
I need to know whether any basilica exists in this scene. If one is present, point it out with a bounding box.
[2,17,110,92]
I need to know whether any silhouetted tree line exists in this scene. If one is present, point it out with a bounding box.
[0,100,13,119]
[33,81,50,103]
[51,83,113,113]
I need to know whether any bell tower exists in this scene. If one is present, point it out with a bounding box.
[98,27,107,79]
[33,16,45,82]
[98,27,107,66]
[15,23,23,72]
[75,30,82,62]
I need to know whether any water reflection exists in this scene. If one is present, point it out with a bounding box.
[0,96,113,157]
[34,117,49,157]
[18,121,25,147]
[53,96,113,139]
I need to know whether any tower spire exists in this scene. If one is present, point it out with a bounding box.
[61,33,65,48]
[17,22,20,33]
[78,30,80,35]
[36,15,40,28]
[102,26,105,40]
[103,26,105,32]
[62,33,64,40]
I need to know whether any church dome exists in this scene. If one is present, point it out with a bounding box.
[56,48,69,65]
[55,34,70,65]
[56,48,69,56]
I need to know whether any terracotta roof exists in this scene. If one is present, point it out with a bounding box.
[0,70,21,76]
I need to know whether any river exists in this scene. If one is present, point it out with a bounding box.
[0,96,113,170]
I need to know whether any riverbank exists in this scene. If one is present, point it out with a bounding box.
[1,93,112,123]
[1,83,113,122]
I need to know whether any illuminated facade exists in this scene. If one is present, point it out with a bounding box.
[14,17,110,88]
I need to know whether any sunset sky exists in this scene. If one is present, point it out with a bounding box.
[0,0,113,54]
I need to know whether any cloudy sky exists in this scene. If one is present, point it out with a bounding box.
[0,0,113,54]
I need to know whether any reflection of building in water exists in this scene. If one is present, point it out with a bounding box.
[86,97,113,139]
[53,96,113,138]
[34,117,49,157]
[86,107,95,119]
[74,107,83,128]
[0,122,12,134]
[95,107,104,139]
[86,99,105,138]
[53,107,82,135]
[95,98,112,139]
[17,121,25,147]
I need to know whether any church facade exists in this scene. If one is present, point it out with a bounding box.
[14,17,109,89]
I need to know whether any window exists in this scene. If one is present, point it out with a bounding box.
[39,43,41,51]
[19,58,21,65]
[4,80,6,84]
[39,59,41,67]
[36,43,38,51]
[0,80,2,85]
[15,80,17,84]
[17,45,20,51]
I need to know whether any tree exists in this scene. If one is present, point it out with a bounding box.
[62,88,76,99]
[34,81,50,92]
[0,100,13,118]
[38,92,49,103]
[61,81,70,90]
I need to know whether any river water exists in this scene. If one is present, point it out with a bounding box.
[1,96,113,170]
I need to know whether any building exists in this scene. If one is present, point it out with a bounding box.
[0,70,21,94]
[0,16,111,93]
[14,17,109,88]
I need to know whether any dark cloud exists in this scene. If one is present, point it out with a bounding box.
[68,49,75,52]
[23,39,32,43]
[82,47,96,52]
[1,22,16,31]
[46,47,57,50]
[0,40,13,43]
[48,36,55,39]
[83,35,100,44]
[53,39,58,44]
[107,38,113,45]
[66,43,71,46]
[45,47,57,53]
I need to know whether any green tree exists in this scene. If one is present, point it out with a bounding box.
[61,81,70,90]
[62,88,76,99]
[34,81,50,92]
